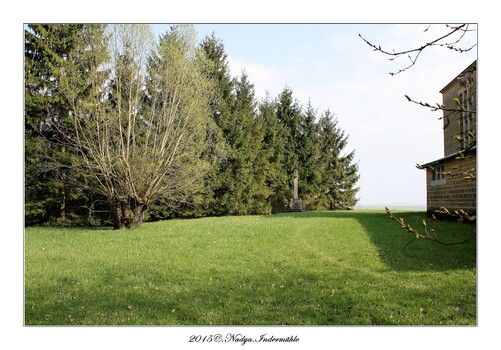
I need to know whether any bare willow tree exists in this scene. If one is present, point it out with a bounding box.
[60,24,218,229]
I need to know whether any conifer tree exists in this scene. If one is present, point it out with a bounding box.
[214,71,262,215]
[234,71,270,214]
[317,110,360,209]
[276,87,301,174]
[257,93,287,213]
[297,100,321,209]
[199,32,234,126]
[199,33,235,216]
[24,24,109,225]
[273,87,302,210]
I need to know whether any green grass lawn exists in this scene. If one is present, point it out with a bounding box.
[24,211,476,325]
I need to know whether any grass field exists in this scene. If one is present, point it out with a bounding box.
[24,211,476,325]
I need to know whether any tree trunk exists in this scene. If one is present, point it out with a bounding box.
[131,199,146,226]
[133,206,144,226]
[59,189,66,219]
[58,146,67,220]
[111,203,126,230]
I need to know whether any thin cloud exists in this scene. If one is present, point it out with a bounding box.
[227,55,286,100]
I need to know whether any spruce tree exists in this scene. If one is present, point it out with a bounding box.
[274,87,302,210]
[257,93,287,213]
[297,100,321,209]
[24,24,109,225]
[199,33,235,216]
[317,110,360,209]
[235,72,272,215]
[276,87,301,174]
[217,71,262,215]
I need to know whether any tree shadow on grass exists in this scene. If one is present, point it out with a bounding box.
[25,259,476,325]
[24,211,477,326]
[265,211,476,272]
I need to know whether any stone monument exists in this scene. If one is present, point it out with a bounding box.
[289,170,303,211]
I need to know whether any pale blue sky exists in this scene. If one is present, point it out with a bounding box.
[153,23,477,208]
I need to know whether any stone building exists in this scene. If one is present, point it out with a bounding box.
[419,60,477,216]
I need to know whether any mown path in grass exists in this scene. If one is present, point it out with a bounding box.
[24,211,476,325]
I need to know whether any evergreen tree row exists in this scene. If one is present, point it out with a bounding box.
[24,24,360,227]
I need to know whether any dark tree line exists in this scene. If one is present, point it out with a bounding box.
[25,24,360,228]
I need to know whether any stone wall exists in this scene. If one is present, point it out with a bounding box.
[426,154,476,215]
[441,63,477,157]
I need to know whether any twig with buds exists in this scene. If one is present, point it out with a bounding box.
[385,207,475,248]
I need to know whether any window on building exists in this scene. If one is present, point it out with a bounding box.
[432,165,445,181]
[459,89,474,149]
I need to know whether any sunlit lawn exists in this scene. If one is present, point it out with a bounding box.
[24,211,476,325]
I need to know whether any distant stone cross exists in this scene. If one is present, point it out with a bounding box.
[290,169,302,211]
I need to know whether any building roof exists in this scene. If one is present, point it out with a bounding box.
[419,145,476,169]
[439,60,477,94]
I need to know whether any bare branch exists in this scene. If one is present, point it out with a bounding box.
[403,94,477,114]
[359,24,476,75]
[385,207,475,248]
